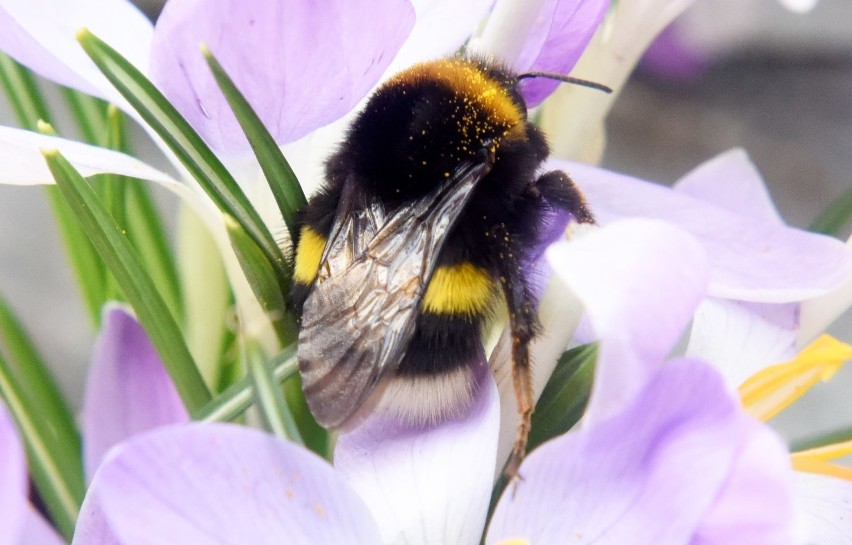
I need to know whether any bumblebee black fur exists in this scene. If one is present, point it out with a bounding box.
[289,56,594,437]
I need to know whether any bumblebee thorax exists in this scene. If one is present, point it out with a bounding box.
[337,57,528,203]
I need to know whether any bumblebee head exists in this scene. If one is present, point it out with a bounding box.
[334,57,529,204]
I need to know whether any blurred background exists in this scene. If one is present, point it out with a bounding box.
[0,0,849,446]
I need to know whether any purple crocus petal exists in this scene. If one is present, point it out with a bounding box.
[559,157,852,303]
[516,0,610,106]
[19,506,65,545]
[71,490,120,545]
[640,21,711,81]
[486,360,796,545]
[82,304,189,480]
[547,218,709,424]
[335,359,500,545]
[687,298,799,388]
[84,423,382,545]
[150,0,415,154]
[674,149,783,225]
[0,403,27,545]
[794,472,852,544]
[0,0,152,105]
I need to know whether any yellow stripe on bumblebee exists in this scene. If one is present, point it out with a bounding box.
[422,262,495,316]
[293,226,327,284]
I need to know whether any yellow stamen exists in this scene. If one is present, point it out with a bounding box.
[793,439,852,462]
[738,334,852,421]
[791,456,852,481]
[496,539,531,545]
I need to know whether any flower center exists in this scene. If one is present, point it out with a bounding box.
[738,334,852,421]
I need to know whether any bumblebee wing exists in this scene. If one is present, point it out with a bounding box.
[298,159,493,428]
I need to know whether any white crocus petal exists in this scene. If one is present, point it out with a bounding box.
[800,234,852,347]
[471,0,551,66]
[335,363,500,545]
[0,0,152,110]
[793,472,852,544]
[540,0,694,160]
[385,0,495,71]
[0,126,177,188]
[687,298,799,389]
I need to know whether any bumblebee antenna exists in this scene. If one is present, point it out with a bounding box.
[517,71,612,94]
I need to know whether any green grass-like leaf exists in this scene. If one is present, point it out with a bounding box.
[0,294,81,458]
[0,352,83,539]
[809,185,852,237]
[245,342,303,444]
[203,46,306,243]
[76,29,292,289]
[43,149,211,413]
[528,342,597,452]
[225,215,296,344]
[198,345,297,422]
[0,53,108,325]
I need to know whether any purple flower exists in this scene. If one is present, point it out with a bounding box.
[82,304,189,480]
[0,402,66,545]
[68,219,798,545]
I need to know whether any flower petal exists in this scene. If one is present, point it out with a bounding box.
[674,148,784,225]
[149,0,415,153]
[0,127,178,187]
[19,506,65,545]
[85,423,382,545]
[0,0,152,105]
[547,218,709,424]
[71,490,120,545]
[0,402,27,545]
[487,360,795,545]
[793,472,852,544]
[335,360,500,545]
[518,0,610,106]
[82,304,189,480]
[384,0,495,71]
[560,157,852,302]
[687,298,799,388]
[800,234,852,345]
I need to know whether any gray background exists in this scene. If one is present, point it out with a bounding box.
[0,1,849,446]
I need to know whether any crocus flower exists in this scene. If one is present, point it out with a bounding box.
[0,401,65,545]
[69,218,797,545]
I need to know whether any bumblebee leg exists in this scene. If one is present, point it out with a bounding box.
[492,222,539,480]
[532,170,595,225]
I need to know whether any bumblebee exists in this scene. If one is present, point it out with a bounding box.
[290,56,600,473]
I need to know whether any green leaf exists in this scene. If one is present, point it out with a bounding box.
[61,87,109,146]
[0,53,108,325]
[528,342,597,452]
[0,352,83,539]
[0,52,51,129]
[809,185,852,237]
[43,149,211,412]
[203,46,306,243]
[198,345,297,422]
[0,294,80,457]
[245,342,303,444]
[177,206,232,387]
[283,374,330,457]
[76,29,292,289]
[225,215,297,345]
